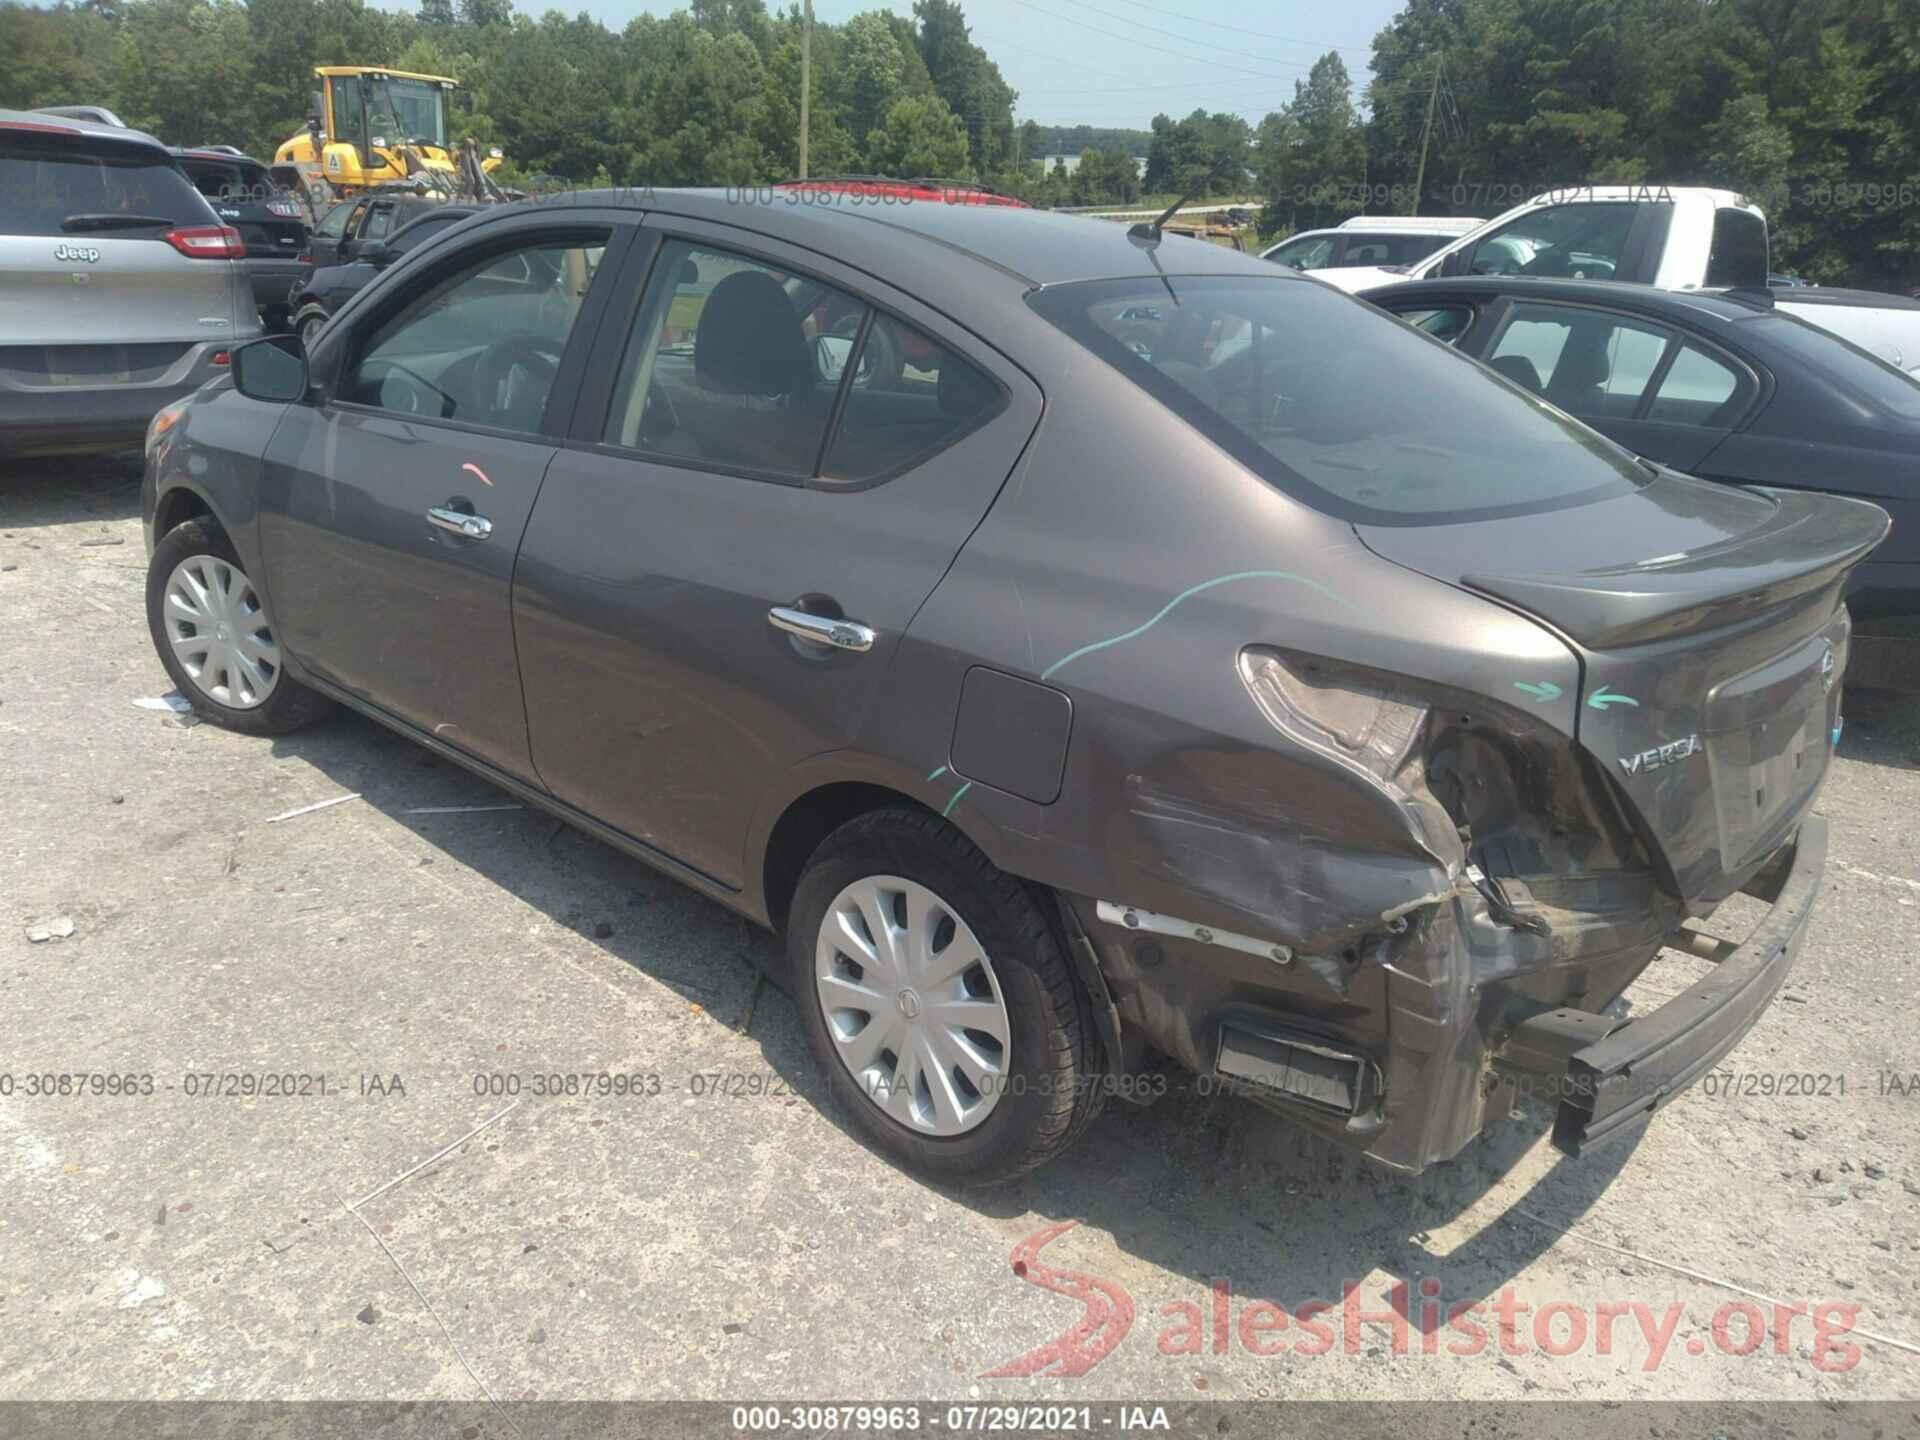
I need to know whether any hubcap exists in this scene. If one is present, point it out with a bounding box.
[814,875,1010,1136]
[162,553,281,709]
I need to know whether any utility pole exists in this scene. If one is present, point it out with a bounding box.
[799,0,812,180]
[1411,54,1441,216]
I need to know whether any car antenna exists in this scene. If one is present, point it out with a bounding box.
[1129,192,1190,245]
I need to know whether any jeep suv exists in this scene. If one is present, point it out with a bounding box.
[1,110,259,458]
[173,147,309,331]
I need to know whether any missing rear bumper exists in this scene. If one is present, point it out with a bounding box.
[1500,816,1826,1157]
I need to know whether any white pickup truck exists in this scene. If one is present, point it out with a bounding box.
[1309,184,1920,376]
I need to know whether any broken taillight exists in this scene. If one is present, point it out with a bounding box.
[164,225,246,259]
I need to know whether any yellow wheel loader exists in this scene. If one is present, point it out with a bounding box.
[273,67,507,215]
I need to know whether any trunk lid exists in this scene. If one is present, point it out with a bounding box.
[1358,471,1888,906]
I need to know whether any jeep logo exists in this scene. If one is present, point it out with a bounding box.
[54,243,100,263]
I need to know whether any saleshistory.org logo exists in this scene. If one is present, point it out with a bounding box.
[55,243,101,263]
[980,1221,1864,1377]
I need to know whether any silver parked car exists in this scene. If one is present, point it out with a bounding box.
[0,109,260,458]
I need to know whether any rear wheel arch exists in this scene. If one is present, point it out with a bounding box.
[761,781,927,936]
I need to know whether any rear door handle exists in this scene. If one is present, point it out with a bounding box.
[428,506,492,540]
[768,606,876,653]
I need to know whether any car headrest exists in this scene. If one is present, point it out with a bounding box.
[1550,335,1612,393]
[1487,354,1544,393]
[937,358,996,417]
[695,271,809,398]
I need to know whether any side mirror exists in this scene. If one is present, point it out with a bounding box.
[1438,249,1468,278]
[360,240,395,268]
[231,335,309,404]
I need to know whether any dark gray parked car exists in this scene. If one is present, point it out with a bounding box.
[141,192,1886,1184]
[1359,277,1920,665]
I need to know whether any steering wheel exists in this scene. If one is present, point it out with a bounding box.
[472,336,563,428]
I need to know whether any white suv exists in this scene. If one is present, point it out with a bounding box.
[1,109,260,458]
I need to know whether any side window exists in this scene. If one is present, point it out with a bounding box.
[821,313,1004,483]
[1486,304,1675,417]
[345,233,608,434]
[342,201,369,239]
[1647,344,1744,425]
[1270,235,1334,270]
[1337,238,1392,266]
[604,240,864,477]
[1459,203,1636,280]
[315,202,354,239]
[1396,306,1474,345]
[362,203,394,240]
[391,215,453,255]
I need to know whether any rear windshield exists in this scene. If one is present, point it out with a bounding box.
[1749,312,1920,421]
[1,135,215,237]
[179,156,273,205]
[1028,274,1649,525]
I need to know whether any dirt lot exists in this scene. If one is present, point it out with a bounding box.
[3,458,1919,1415]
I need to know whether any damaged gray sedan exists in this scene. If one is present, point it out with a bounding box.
[140,191,1887,1184]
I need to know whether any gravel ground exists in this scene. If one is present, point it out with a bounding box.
[2,458,1917,1416]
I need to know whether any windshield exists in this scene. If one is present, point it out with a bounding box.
[368,78,448,148]
[1028,275,1650,525]
[0,137,216,237]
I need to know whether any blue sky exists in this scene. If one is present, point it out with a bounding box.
[378,0,1407,128]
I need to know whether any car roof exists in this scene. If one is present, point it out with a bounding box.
[0,107,169,155]
[536,188,1292,290]
[1357,275,1779,323]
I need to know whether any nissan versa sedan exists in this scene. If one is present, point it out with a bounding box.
[141,191,1887,1185]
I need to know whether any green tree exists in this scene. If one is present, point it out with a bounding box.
[864,91,969,177]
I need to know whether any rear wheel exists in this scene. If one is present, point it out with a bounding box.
[145,518,330,735]
[789,807,1104,1185]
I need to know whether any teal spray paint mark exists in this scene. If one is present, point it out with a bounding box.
[1039,570,1344,683]
[1586,686,1639,711]
[927,765,948,782]
[941,782,974,818]
[1512,680,1563,703]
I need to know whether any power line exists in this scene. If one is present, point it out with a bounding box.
[1005,0,1319,82]
[1041,0,1352,70]
[1077,0,1374,56]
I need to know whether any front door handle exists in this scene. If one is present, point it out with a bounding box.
[768,606,876,653]
[427,506,492,540]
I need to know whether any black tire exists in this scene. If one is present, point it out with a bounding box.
[788,807,1105,1185]
[294,308,329,348]
[145,518,331,736]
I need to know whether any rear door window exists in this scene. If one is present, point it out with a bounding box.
[1486,303,1676,417]
[1029,275,1648,525]
[820,313,1004,483]
[1646,344,1743,424]
[1,134,215,238]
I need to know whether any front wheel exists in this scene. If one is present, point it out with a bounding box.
[789,807,1104,1185]
[145,518,330,735]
